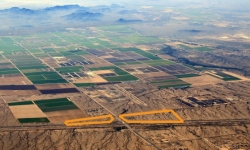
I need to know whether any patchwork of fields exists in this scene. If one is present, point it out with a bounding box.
[0,25,242,93]
[8,98,87,123]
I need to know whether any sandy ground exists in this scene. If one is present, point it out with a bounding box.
[0,76,32,85]
[0,130,157,150]
[40,57,60,68]
[35,84,74,90]
[45,109,88,123]
[136,45,151,50]
[92,70,114,75]
[181,74,225,86]
[9,104,46,119]
[73,76,107,83]
[0,90,41,96]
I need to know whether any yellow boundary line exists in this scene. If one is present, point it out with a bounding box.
[64,114,115,126]
[64,110,184,126]
[119,110,184,124]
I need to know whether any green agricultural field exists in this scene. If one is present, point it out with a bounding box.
[0,55,5,60]
[1,37,14,43]
[70,50,89,55]
[103,75,138,82]
[210,71,241,81]
[26,75,46,81]
[31,79,68,84]
[34,98,79,112]
[43,74,63,80]
[21,69,46,74]
[8,101,34,106]
[150,79,183,84]
[18,65,49,70]
[41,48,56,53]
[113,68,130,76]
[24,71,59,76]
[33,53,49,57]
[48,53,64,57]
[28,49,43,53]
[0,62,12,66]
[88,66,129,75]
[74,83,95,87]
[24,71,68,84]
[5,55,37,60]
[0,68,20,75]
[55,66,83,73]
[116,48,161,60]
[14,62,44,67]
[133,50,161,60]
[18,118,50,123]
[125,61,143,65]
[60,51,75,56]
[174,74,201,78]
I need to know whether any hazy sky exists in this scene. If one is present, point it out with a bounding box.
[1,0,250,10]
[0,0,168,9]
[0,0,125,9]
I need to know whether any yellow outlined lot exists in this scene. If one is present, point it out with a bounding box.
[64,114,115,126]
[119,109,184,124]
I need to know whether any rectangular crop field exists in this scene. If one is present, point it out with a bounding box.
[174,74,201,78]
[24,71,68,84]
[143,59,175,66]
[103,75,138,82]
[8,101,34,106]
[18,118,50,123]
[33,98,79,112]
[74,83,95,87]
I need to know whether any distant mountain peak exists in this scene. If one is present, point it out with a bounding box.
[62,12,103,21]
[1,7,36,15]
[44,5,82,11]
[116,18,142,23]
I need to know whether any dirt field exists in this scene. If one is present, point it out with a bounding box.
[92,70,114,75]
[9,104,46,119]
[45,109,88,123]
[181,74,225,86]
[40,57,60,68]
[35,84,75,90]
[0,90,41,95]
[73,76,107,83]
[0,75,32,85]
